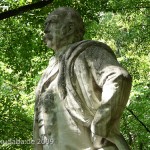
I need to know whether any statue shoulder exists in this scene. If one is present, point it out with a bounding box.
[75,40,117,61]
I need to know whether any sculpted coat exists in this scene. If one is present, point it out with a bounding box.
[34,40,132,150]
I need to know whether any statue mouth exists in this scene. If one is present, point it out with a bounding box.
[43,34,53,44]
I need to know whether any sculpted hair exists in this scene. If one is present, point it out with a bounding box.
[49,7,85,41]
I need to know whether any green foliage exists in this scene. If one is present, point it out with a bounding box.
[0,0,149,149]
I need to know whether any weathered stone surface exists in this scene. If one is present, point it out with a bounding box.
[33,7,132,150]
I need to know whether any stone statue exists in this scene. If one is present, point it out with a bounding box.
[33,7,132,150]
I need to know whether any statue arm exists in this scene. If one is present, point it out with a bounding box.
[83,46,132,149]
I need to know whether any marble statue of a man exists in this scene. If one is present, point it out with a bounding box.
[33,7,132,150]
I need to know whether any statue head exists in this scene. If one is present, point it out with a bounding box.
[43,7,85,51]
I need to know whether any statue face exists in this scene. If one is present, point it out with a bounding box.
[43,14,62,50]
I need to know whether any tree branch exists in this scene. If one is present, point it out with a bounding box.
[0,0,53,20]
[126,108,150,133]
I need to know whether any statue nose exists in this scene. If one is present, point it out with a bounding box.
[44,25,50,33]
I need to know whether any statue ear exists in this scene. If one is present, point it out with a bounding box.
[62,22,74,36]
[68,22,74,34]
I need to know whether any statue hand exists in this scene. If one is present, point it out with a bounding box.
[91,121,103,148]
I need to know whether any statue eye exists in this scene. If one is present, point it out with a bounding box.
[50,19,57,23]
[45,20,56,26]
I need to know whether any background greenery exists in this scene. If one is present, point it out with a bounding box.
[0,0,149,149]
